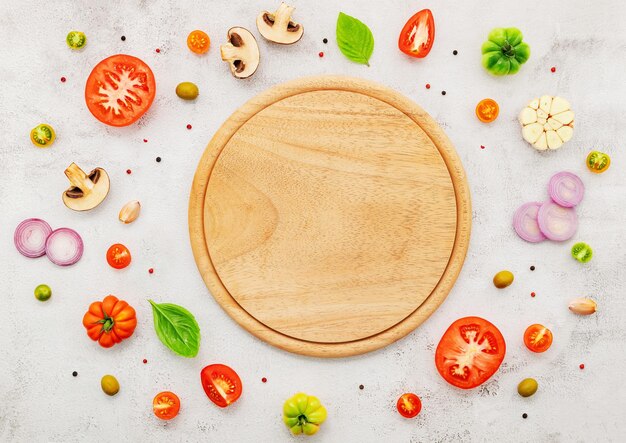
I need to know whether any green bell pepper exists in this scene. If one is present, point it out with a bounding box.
[283,393,327,436]
[481,27,530,76]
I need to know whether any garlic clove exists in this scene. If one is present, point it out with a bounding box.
[568,298,597,315]
[119,200,141,224]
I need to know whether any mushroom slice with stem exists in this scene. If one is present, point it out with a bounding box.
[62,162,110,211]
[220,27,260,79]
[256,2,304,45]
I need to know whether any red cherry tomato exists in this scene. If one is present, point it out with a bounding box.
[85,54,156,127]
[435,317,506,389]
[396,393,421,418]
[106,243,131,269]
[523,324,553,353]
[153,391,180,420]
[200,364,242,408]
[398,9,435,58]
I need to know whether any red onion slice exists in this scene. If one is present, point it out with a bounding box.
[513,202,546,243]
[548,171,584,207]
[537,201,578,241]
[45,228,84,266]
[14,218,53,258]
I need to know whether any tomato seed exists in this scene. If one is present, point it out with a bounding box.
[359,384,364,390]
[126,169,132,174]
[261,377,267,383]
[72,371,78,377]
[60,76,66,83]
[530,266,535,271]
[148,268,154,274]
[522,413,528,419]
[143,359,148,364]
[323,38,328,44]
[579,363,585,369]
[121,36,126,41]
[156,157,161,163]
[319,52,324,58]
[186,124,192,130]
[425,84,431,89]
[531,292,536,297]
[551,67,556,73]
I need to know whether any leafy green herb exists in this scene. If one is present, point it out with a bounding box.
[148,300,200,358]
[336,12,374,66]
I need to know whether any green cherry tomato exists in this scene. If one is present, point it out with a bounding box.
[586,151,610,174]
[30,124,56,147]
[283,393,327,436]
[34,284,52,301]
[571,242,593,263]
[66,31,87,50]
[481,27,530,76]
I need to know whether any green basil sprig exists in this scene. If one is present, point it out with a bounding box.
[336,12,374,66]
[148,300,200,358]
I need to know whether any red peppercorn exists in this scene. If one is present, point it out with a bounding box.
[186,124,192,130]
[480,145,485,150]
[579,363,585,369]
[143,359,148,364]
[551,67,556,73]
[148,268,154,274]
[531,292,536,297]
[425,84,431,89]
[155,48,161,53]
[126,169,132,175]
[261,377,267,383]
[143,139,148,143]
[318,52,324,58]
[60,77,66,83]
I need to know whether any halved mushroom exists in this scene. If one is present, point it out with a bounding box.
[256,3,304,45]
[220,27,260,79]
[62,162,110,211]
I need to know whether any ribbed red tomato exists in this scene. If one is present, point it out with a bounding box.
[435,317,506,389]
[398,9,435,58]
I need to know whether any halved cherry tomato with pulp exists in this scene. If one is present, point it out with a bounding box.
[85,54,156,127]
[476,98,499,123]
[397,393,421,418]
[435,316,506,389]
[106,243,131,269]
[187,30,211,54]
[200,364,242,408]
[30,124,56,147]
[524,324,553,353]
[153,391,180,420]
[398,9,435,58]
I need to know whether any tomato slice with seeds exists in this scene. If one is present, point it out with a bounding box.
[187,30,211,54]
[397,393,421,418]
[524,324,553,353]
[398,9,435,58]
[435,316,506,389]
[106,243,131,269]
[66,31,86,50]
[85,54,156,127]
[30,124,56,147]
[153,391,180,420]
[476,98,500,123]
[200,364,242,408]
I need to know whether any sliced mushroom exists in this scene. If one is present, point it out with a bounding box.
[62,162,110,211]
[220,27,260,79]
[256,3,304,45]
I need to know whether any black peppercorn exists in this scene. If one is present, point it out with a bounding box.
[72,371,78,377]
[453,50,458,55]
[359,384,364,390]
[323,38,328,44]
[156,156,161,163]
[530,266,535,271]
[522,413,528,419]
[441,91,447,96]
[121,36,126,41]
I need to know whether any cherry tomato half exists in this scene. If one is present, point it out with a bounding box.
[586,151,610,174]
[524,324,553,353]
[200,364,242,408]
[106,243,131,269]
[476,98,499,123]
[397,393,421,418]
[30,124,56,147]
[66,31,86,50]
[85,54,156,127]
[435,317,506,389]
[398,9,435,58]
[187,30,210,54]
[153,391,180,420]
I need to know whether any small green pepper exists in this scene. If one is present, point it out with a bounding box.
[481,27,530,76]
[283,393,327,436]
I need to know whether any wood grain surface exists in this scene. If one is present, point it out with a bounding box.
[189,76,471,357]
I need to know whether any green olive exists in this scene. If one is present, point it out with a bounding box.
[34,284,52,301]
[517,378,538,397]
[176,82,199,100]
[101,375,120,396]
[493,270,514,288]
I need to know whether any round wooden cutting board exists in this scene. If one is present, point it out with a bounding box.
[189,76,471,357]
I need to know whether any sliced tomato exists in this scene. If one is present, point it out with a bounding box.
[85,54,156,127]
[200,364,242,408]
[153,391,180,420]
[524,324,553,353]
[435,316,506,389]
[398,9,435,58]
[187,30,211,54]
[30,124,56,147]
[106,243,131,269]
[396,393,421,418]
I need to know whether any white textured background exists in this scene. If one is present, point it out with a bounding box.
[1,1,625,442]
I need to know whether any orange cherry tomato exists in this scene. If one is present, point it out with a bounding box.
[153,391,180,420]
[397,393,422,418]
[524,324,553,353]
[187,30,210,54]
[82,294,137,348]
[476,98,499,123]
[106,243,131,269]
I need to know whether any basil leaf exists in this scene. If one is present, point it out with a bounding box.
[149,300,200,358]
[336,12,374,66]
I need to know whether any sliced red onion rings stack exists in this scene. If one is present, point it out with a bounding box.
[514,171,584,243]
[14,218,83,266]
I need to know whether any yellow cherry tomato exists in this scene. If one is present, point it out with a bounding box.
[475,98,499,123]
[30,124,56,147]
[187,30,210,54]
[586,151,610,174]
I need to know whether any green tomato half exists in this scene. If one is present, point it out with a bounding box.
[66,31,86,50]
